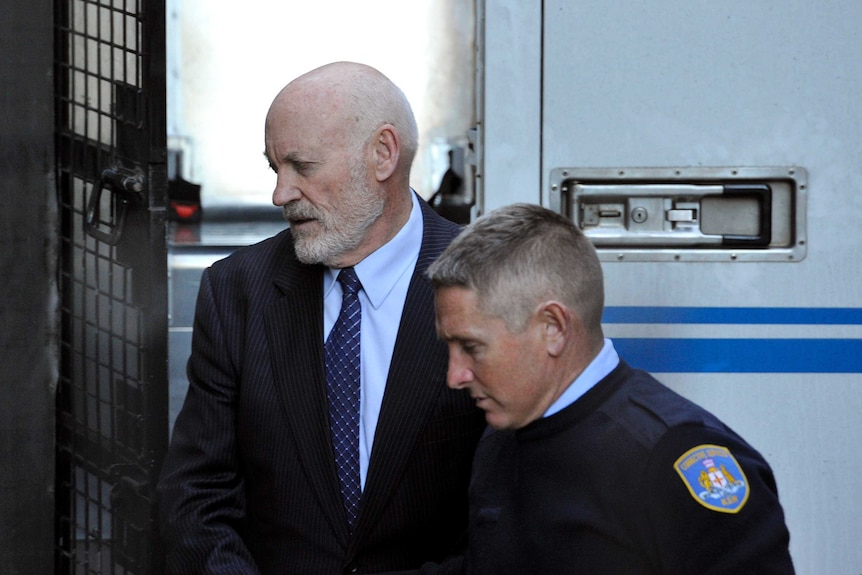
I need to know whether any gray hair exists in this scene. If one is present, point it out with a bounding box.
[428,203,605,333]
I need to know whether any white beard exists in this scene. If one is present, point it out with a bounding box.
[286,159,385,267]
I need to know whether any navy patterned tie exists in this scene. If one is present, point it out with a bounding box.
[325,267,362,530]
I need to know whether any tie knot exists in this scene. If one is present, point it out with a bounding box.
[337,267,362,296]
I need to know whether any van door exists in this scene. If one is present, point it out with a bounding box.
[476,1,862,572]
[54,0,168,572]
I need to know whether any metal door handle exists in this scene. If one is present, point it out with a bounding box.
[85,167,146,245]
[720,184,771,246]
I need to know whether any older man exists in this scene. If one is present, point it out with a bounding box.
[158,62,485,574]
[428,203,795,574]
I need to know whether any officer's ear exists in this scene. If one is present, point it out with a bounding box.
[373,124,399,182]
[538,301,569,357]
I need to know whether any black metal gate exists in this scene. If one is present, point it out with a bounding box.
[54,0,168,572]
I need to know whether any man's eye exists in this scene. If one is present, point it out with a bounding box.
[267,158,315,176]
[291,160,314,175]
[460,342,478,355]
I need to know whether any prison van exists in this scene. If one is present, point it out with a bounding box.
[471,2,862,573]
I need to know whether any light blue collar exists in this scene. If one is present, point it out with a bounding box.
[324,192,422,310]
[544,338,620,418]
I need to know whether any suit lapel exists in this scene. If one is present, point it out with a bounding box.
[350,200,459,547]
[265,252,350,544]
[265,201,461,551]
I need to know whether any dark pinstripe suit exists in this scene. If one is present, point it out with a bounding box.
[157,198,485,574]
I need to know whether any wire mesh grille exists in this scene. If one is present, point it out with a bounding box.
[54,0,166,573]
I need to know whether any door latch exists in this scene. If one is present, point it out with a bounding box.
[85,166,146,245]
[548,166,807,262]
[576,182,771,247]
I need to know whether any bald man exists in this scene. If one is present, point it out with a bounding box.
[158,62,484,575]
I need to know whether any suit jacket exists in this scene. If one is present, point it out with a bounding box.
[157,198,486,574]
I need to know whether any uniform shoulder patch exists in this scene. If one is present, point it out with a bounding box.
[673,444,749,513]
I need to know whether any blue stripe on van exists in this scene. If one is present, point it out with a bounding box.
[613,338,862,373]
[603,306,862,325]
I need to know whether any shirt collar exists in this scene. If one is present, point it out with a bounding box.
[324,192,423,309]
[544,338,620,418]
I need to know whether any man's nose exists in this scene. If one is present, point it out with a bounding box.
[272,171,302,206]
[446,354,474,390]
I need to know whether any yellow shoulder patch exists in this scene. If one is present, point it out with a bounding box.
[673,444,749,513]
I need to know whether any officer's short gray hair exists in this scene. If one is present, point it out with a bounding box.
[428,202,605,333]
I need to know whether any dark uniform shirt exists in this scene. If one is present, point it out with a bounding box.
[465,360,795,574]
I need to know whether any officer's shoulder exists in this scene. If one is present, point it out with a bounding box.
[603,367,724,451]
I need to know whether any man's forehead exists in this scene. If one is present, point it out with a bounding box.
[435,287,483,325]
[264,108,324,154]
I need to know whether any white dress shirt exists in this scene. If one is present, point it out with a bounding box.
[322,193,423,489]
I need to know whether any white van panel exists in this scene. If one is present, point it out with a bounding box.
[478,1,862,572]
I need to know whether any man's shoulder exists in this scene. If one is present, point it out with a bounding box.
[600,365,727,451]
[203,228,314,298]
[417,197,463,266]
[419,194,462,233]
[209,228,295,272]
[594,367,764,497]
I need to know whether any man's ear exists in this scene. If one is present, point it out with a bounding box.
[373,124,400,181]
[539,301,570,357]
